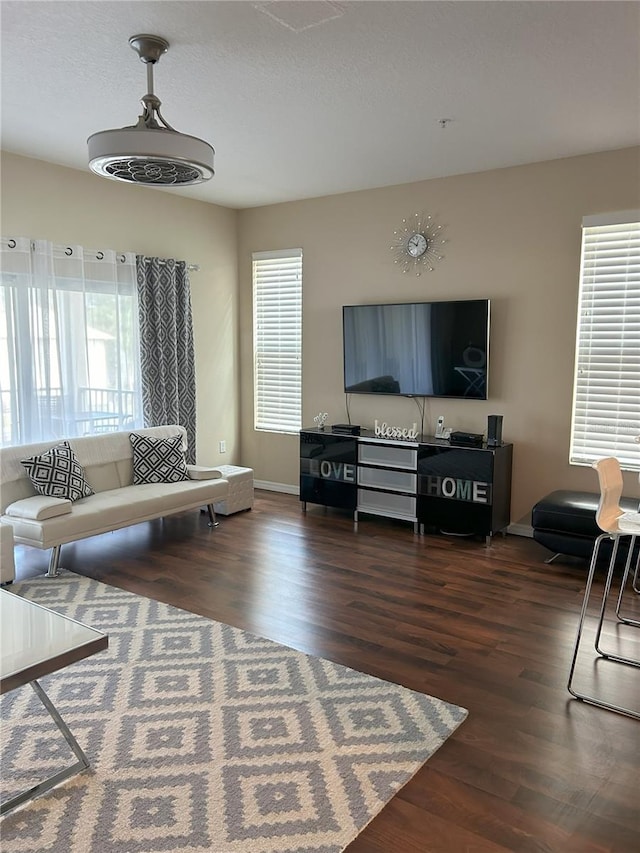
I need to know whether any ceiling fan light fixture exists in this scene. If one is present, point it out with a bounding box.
[87,34,215,187]
[88,128,215,186]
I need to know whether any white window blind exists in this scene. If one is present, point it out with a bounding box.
[569,211,640,471]
[253,249,302,434]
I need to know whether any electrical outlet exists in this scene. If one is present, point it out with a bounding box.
[219,440,226,453]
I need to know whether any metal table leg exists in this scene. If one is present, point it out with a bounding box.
[0,679,91,816]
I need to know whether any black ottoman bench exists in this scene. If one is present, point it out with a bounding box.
[531,489,639,563]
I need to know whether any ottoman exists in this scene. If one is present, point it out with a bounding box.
[213,465,254,516]
[531,489,639,562]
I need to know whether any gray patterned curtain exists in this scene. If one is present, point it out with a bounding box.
[136,256,197,462]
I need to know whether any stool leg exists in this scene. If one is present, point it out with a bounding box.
[593,539,639,667]
[568,535,605,697]
[207,504,219,528]
[595,536,640,665]
[613,537,640,628]
[568,533,640,719]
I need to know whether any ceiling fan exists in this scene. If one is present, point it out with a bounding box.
[87,34,215,187]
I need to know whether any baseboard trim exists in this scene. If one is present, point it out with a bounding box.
[255,480,300,496]
[507,523,533,538]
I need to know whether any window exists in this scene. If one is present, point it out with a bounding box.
[0,238,143,445]
[570,211,640,470]
[252,249,302,433]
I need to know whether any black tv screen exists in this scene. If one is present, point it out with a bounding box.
[343,299,490,399]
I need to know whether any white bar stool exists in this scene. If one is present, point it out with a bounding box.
[567,457,640,719]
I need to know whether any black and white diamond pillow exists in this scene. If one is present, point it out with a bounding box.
[21,441,95,502]
[130,433,190,484]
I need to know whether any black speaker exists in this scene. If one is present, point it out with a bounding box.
[487,415,503,446]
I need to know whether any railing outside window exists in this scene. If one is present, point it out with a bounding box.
[0,387,138,444]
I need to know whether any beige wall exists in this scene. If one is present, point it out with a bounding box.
[3,147,639,526]
[237,147,640,524]
[0,151,238,466]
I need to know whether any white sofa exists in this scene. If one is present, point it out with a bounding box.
[0,425,229,577]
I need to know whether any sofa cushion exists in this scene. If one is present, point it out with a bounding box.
[4,479,229,549]
[21,442,94,502]
[0,425,188,511]
[5,495,73,520]
[130,433,190,484]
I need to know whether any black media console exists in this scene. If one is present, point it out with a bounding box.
[299,427,513,542]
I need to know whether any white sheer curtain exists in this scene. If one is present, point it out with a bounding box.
[0,237,143,445]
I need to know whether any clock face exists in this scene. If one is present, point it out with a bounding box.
[407,232,428,258]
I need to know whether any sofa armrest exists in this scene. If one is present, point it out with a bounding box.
[5,495,73,520]
[0,522,15,584]
[187,465,223,481]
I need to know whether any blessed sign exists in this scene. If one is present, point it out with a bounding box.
[374,420,419,440]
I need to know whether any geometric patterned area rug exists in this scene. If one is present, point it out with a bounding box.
[0,572,468,853]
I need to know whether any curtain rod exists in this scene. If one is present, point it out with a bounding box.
[157,260,200,272]
[4,239,201,273]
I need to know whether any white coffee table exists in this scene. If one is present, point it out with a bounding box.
[0,589,108,815]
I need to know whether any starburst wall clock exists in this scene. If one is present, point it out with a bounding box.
[390,213,446,275]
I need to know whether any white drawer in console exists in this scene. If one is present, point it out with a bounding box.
[358,442,417,469]
[357,488,416,520]
[358,466,416,493]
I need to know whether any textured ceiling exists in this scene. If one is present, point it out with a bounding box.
[1,1,639,209]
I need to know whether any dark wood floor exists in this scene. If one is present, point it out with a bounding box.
[14,491,640,852]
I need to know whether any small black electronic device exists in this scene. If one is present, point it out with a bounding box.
[449,431,484,447]
[331,423,361,435]
[487,414,504,446]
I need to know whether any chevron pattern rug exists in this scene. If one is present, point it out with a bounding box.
[0,572,467,852]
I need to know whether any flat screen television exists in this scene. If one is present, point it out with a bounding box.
[343,299,490,399]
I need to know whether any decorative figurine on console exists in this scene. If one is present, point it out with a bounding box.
[313,412,329,430]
